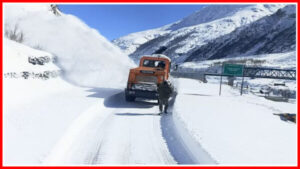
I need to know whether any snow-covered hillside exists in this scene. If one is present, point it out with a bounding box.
[4,4,135,88]
[185,5,296,61]
[113,4,286,63]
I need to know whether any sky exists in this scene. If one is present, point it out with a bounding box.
[59,5,206,40]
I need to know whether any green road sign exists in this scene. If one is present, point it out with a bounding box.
[223,64,244,76]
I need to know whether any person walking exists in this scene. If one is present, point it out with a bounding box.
[157,80,173,115]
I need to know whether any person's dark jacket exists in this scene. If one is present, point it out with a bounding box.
[157,81,173,100]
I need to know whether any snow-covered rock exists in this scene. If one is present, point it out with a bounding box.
[4,38,58,74]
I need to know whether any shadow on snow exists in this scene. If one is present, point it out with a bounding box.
[86,88,156,109]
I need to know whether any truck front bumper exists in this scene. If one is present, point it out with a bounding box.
[125,88,158,100]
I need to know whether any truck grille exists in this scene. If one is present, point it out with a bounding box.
[132,83,157,91]
[136,75,157,83]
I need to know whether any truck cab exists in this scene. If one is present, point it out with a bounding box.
[125,54,171,101]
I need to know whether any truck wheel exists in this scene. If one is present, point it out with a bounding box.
[125,94,135,102]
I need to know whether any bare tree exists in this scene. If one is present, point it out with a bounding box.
[5,24,24,43]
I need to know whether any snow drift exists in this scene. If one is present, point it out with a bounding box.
[4,4,135,88]
[3,38,58,73]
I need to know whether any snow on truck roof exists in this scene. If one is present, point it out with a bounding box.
[143,54,171,61]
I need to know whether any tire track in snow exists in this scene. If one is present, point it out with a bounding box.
[160,91,217,165]
[44,87,216,165]
[43,101,115,165]
[88,91,176,165]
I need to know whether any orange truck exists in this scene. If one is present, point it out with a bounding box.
[125,54,171,101]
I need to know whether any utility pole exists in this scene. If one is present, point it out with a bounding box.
[219,64,224,96]
[219,75,223,96]
[240,68,245,95]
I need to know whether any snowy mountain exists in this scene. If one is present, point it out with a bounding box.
[185,5,296,62]
[4,4,134,88]
[112,4,288,63]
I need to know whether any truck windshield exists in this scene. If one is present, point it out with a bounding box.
[143,60,165,69]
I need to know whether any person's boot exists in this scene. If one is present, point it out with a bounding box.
[164,105,168,114]
[158,110,163,115]
[158,103,163,115]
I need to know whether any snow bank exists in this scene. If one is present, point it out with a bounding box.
[4,4,135,88]
[3,38,108,165]
[3,77,107,166]
[4,38,58,72]
[173,78,297,165]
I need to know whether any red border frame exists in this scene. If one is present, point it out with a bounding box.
[1,1,299,168]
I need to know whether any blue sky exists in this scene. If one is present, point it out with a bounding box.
[59,5,206,40]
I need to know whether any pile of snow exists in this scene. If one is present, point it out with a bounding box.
[4,4,135,88]
[172,78,297,165]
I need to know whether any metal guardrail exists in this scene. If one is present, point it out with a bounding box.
[171,67,296,81]
[243,67,296,80]
[203,67,296,80]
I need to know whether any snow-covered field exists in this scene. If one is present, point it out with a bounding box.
[173,78,297,165]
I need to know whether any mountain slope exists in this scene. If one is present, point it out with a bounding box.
[4,4,134,88]
[113,4,286,63]
[185,5,296,62]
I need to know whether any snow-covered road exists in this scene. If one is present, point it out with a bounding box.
[5,77,215,166]
[44,90,177,165]
[4,77,296,166]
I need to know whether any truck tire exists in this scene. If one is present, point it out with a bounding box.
[125,94,135,102]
